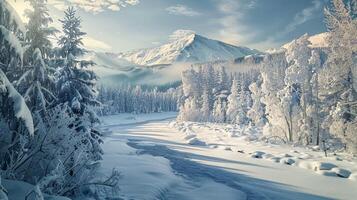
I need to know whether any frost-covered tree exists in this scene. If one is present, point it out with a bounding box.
[0,0,25,81]
[16,48,55,113]
[203,65,216,109]
[56,7,99,121]
[261,52,289,140]
[0,69,34,176]
[178,97,201,122]
[226,78,240,123]
[248,79,266,126]
[212,97,227,123]
[98,85,178,115]
[55,8,103,169]
[215,66,229,94]
[25,0,56,58]
[308,50,323,145]
[200,87,211,121]
[28,105,105,196]
[0,0,34,175]
[284,34,314,143]
[320,0,357,153]
[58,7,85,58]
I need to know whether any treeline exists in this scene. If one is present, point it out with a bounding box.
[177,65,259,123]
[178,0,357,154]
[0,1,117,198]
[98,85,179,115]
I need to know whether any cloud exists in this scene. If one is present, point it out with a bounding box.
[83,36,112,51]
[48,0,140,14]
[282,0,322,35]
[166,4,201,17]
[215,0,253,46]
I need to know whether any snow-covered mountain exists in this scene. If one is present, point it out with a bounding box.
[117,30,260,66]
[88,30,260,86]
[282,32,329,50]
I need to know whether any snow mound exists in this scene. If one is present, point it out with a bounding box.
[331,168,351,178]
[224,147,233,151]
[250,151,265,158]
[187,138,207,146]
[312,162,337,171]
[280,158,296,165]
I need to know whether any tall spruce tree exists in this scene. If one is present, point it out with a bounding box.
[0,0,34,177]
[57,7,99,117]
[25,0,55,58]
[57,7,102,161]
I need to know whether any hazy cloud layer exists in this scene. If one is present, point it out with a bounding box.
[83,36,112,51]
[49,0,140,13]
[166,4,201,16]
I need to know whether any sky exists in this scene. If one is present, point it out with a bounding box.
[9,0,329,52]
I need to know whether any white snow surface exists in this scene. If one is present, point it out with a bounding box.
[118,31,259,66]
[283,32,329,50]
[99,113,357,200]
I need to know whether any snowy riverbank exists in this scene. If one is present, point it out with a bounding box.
[97,113,357,200]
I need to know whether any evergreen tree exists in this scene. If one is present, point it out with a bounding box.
[16,48,55,113]
[201,86,211,121]
[248,80,266,126]
[25,0,56,58]
[213,97,226,123]
[0,1,34,174]
[58,7,86,58]
[56,7,102,162]
[57,7,99,118]
[226,78,240,123]
[0,0,25,81]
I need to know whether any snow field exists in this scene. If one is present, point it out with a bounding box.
[172,121,357,180]
[99,113,357,200]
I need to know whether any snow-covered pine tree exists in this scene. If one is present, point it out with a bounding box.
[200,86,211,122]
[0,0,35,175]
[58,6,86,58]
[0,0,25,81]
[226,78,240,123]
[203,65,215,110]
[25,0,56,59]
[248,78,266,127]
[0,69,34,175]
[16,48,55,113]
[212,97,226,123]
[236,83,250,125]
[57,6,100,120]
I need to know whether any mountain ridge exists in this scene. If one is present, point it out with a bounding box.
[116,30,260,66]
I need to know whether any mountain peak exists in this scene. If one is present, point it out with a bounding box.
[169,29,196,42]
[118,30,259,66]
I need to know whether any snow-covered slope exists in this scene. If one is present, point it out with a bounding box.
[118,30,259,66]
[87,31,260,86]
[282,32,329,50]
